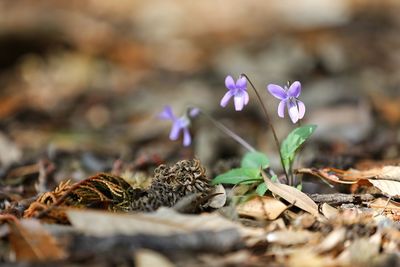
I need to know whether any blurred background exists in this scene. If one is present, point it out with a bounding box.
[0,0,400,182]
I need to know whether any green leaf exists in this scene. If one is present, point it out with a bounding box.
[296,183,303,191]
[280,125,317,170]
[212,168,261,185]
[271,174,278,182]
[256,182,268,196]
[241,151,270,169]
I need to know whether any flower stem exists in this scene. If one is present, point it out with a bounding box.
[240,73,290,184]
[195,109,256,152]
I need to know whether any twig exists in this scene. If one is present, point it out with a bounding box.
[309,193,376,205]
[69,229,243,256]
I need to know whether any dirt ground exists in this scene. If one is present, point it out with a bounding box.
[1,1,400,266]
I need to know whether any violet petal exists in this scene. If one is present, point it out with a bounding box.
[220,91,233,107]
[158,106,176,120]
[189,107,200,118]
[243,91,249,106]
[182,128,191,146]
[278,100,286,118]
[236,77,247,89]
[234,94,244,111]
[297,100,306,119]
[287,101,299,123]
[225,75,236,90]
[267,84,287,100]
[169,122,181,140]
[287,81,301,98]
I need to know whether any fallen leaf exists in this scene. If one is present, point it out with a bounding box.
[320,203,339,219]
[67,208,263,238]
[288,248,336,267]
[347,166,400,181]
[371,93,400,125]
[314,228,346,254]
[292,213,316,229]
[297,166,400,185]
[261,171,319,217]
[337,236,381,266]
[369,198,400,211]
[135,249,175,267]
[207,184,227,209]
[369,198,400,221]
[266,230,318,246]
[4,217,66,261]
[284,248,336,267]
[368,179,400,197]
[296,168,356,184]
[236,196,287,220]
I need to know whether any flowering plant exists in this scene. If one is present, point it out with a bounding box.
[159,74,316,194]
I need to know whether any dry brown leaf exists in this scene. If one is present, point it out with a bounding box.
[371,94,400,125]
[296,168,357,184]
[297,166,400,186]
[337,235,381,266]
[314,228,346,254]
[293,213,316,229]
[345,166,400,181]
[266,230,319,246]
[368,179,400,197]
[320,203,339,220]
[135,249,175,267]
[207,184,226,209]
[369,198,400,211]
[24,173,136,224]
[368,198,400,221]
[288,248,335,267]
[67,208,263,238]
[261,171,319,217]
[236,196,287,220]
[6,218,66,261]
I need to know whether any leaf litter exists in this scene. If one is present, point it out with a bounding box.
[1,1,400,266]
[2,158,400,266]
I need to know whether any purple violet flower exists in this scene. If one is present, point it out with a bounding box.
[158,106,197,146]
[267,81,305,123]
[220,75,249,111]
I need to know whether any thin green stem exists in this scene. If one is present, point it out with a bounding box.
[197,109,256,152]
[240,73,290,184]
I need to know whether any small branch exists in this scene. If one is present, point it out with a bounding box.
[309,193,376,205]
[69,229,243,256]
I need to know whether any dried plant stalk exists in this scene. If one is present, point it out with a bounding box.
[24,159,213,223]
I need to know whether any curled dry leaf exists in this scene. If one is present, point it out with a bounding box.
[236,196,287,220]
[296,168,356,184]
[368,179,400,197]
[261,171,319,217]
[24,173,136,224]
[207,184,227,209]
[345,166,400,181]
[298,166,400,184]
[2,216,66,261]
